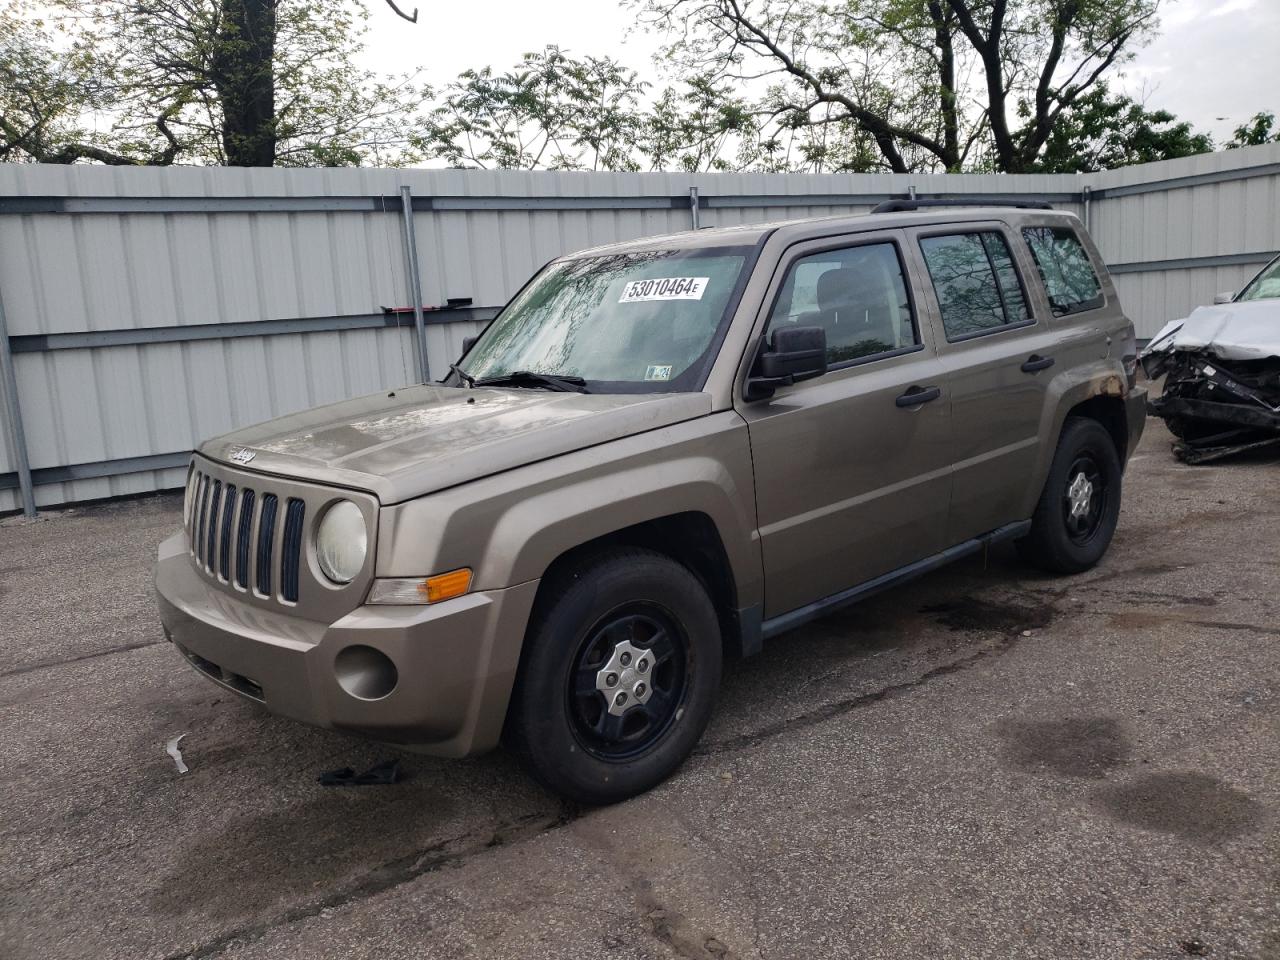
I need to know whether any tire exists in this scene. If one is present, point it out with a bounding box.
[1017,417,1123,574]
[504,547,722,805]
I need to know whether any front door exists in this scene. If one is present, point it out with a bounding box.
[736,231,953,620]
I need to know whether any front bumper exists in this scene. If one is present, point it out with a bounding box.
[154,532,539,757]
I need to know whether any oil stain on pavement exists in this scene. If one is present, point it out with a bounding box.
[1092,771,1266,843]
[995,716,1132,779]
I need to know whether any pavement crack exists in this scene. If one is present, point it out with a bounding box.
[163,804,581,960]
[0,639,166,679]
[698,632,1024,756]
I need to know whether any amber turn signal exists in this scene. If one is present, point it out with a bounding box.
[367,568,473,605]
[420,568,472,603]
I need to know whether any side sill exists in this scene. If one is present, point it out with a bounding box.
[760,519,1032,641]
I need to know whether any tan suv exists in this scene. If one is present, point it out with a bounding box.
[155,201,1146,803]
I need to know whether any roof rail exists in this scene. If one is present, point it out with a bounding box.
[871,198,1054,214]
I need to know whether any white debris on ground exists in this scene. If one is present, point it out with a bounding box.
[165,734,189,775]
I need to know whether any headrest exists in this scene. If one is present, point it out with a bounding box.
[816,261,881,312]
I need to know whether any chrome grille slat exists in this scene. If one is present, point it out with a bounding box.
[281,498,306,603]
[235,489,256,589]
[206,480,222,570]
[195,475,211,561]
[218,484,237,580]
[256,493,278,597]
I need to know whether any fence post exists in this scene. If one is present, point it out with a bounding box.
[1082,185,1092,230]
[689,186,700,230]
[0,289,36,517]
[399,185,429,382]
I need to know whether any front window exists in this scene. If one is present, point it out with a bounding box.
[764,242,919,366]
[1237,257,1280,302]
[459,247,752,392]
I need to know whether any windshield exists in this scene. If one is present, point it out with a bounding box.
[458,247,752,392]
[1237,258,1280,302]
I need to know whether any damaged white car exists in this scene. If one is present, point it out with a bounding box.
[1142,254,1280,463]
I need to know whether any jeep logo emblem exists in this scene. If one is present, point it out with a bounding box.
[229,448,256,464]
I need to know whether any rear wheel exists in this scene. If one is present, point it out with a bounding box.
[505,547,722,805]
[1018,417,1122,574]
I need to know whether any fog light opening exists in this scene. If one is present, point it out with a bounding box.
[334,645,399,701]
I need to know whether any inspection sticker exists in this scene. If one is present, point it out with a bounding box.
[644,365,673,381]
[618,277,709,303]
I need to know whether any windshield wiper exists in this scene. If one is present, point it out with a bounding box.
[448,363,476,388]
[474,370,589,393]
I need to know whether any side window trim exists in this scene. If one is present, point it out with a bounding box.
[979,232,1015,325]
[915,224,1039,344]
[758,232,927,377]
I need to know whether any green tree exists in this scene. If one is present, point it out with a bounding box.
[0,3,148,163]
[412,47,648,170]
[639,72,759,171]
[1035,84,1213,172]
[636,0,1163,173]
[1,0,422,166]
[1226,111,1279,149]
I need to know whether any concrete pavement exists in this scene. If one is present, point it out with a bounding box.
[1,421,1276,960]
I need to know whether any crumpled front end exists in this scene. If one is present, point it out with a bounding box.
[1142,307,1280,463]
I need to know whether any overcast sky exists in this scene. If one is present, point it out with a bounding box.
[357,0,1280,146]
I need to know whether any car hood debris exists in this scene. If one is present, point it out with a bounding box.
[1142,301,1280,464]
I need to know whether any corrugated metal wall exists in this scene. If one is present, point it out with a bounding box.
[1090,146,1280,332]
[2,144,1279,513]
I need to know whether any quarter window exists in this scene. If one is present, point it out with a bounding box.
[767,242,919,366]
[920,232,1030,340]
[1022,226,1104,314]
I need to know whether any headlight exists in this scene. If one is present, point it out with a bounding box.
[315,500,367,584]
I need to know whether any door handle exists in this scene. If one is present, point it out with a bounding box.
[895,385,941,408]
[1021,354,1055,373]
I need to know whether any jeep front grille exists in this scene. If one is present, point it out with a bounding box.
[184,469,306,604]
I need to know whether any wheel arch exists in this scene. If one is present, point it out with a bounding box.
[1023,364,1130,517]
[1064,394,1129,465]
[529,512,752,662]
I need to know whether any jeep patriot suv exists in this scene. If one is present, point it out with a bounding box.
[155,201,1146,803]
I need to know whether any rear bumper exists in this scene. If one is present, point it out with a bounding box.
[1125,385,1149,463]
[154,532,539,757]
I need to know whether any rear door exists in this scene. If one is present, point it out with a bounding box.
[904,221,1058,544]
[1018,217,1121,376]
[735,230,953,619]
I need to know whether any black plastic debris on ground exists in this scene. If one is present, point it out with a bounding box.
[318,759,403,786]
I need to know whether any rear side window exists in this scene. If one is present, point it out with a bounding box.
[767,242,919,366]
[919,232,1030,340]
[1022,226,1104,315]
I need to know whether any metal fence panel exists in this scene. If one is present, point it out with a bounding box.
[2,146,1279,512]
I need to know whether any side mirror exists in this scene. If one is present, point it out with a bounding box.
[1213,291,1235,305]
[745,326,827,401]
[461,335,477,355]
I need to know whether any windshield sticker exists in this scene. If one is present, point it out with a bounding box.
[619,277,709,303]
[644,365,673,381]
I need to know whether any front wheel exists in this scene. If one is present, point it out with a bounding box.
[504,547,722,805]
[1017,417,1123,574]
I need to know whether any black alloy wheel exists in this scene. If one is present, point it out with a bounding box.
[567,606,688,761]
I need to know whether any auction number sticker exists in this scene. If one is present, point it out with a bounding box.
[618,277,709,303]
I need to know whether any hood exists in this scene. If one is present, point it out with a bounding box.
[1143,300,1280,361]
[201,385,712,504]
